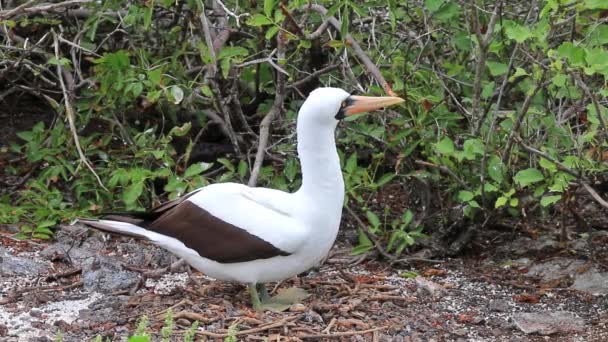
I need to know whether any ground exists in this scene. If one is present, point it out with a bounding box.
[0,221,607,342]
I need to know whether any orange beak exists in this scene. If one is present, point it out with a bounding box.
[343,95,405,116]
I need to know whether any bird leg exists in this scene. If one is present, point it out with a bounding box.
[248,283,263,312]
[256,283,270,301]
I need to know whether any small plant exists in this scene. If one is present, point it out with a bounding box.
[161,309,174,342]
[183,321,200,342]
[128,315,150,342]
[224,323,239,342]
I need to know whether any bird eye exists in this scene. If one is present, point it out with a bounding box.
[341,102,347,108]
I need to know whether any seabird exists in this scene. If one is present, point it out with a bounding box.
[79,87,404,311]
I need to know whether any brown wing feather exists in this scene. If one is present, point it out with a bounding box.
[143,201,291,263]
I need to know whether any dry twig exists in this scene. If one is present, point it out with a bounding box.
[248,26,288,187]
[52,31,107,190]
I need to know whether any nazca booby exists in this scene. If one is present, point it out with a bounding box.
[79,88,404,311]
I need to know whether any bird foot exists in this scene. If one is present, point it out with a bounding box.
[250,285,309,312]
[259,287,309,312]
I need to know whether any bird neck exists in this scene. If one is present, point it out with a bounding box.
[296,119,344,201]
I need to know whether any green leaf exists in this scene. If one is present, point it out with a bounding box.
[584,0,608,9]
[238,160,248,179]
[184,163,205,178]
[495,196,508,208]
[376,173,395,187]
[541,195,562,207]
[168,122,191,137]
[345,152,358,174]
[351,229,373,255]
[265,26,280,40]
[247,14,273,26]
[462,138,484,160]
[514,168,544,188]
[128,337,150,342]
[264,0,275,17]
[556,42,586,66]
[366,211,381,229]
[425,0,444,12]
[509,198,519,207]
[37,220,56,229]
[143,3,153,29]
[488,156,505,184]
[340,5,349,36]
[509,67,529,82]
[147,68,163,85]
[435,137,455,155]
[504,21,534,43]
[218,46,249,60]
[539,157,557,173]
[123,181,144,205]
[487,61,508,76]
[284,158,298,182]
[169,85,184,104]
[457,190,475,202]
[402,210,414,226]
[217,158,235,172]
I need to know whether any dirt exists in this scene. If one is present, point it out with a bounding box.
[1,223,607,342]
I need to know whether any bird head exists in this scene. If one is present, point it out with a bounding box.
[299,87,404,126]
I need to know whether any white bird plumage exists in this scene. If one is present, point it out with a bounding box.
[80,87,404,310]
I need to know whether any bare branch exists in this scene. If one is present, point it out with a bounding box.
[248,27,288,187]
[52,31,107,191]
[0,0,94,20]
[306,4,396,96]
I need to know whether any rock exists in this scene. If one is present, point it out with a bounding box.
[571,270,608,296]
[40,244,97,266]
[0,248,50,276]
[489,299,509,312]
[527,258,586,281]
[55,224,90,246]
[116,242,174,269]
[512,311,585,335]
[501,236,559,255]
[0,323,7,337]
[415,276,445,298]
[82,256,139,293]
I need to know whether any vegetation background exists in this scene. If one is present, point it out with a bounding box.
[1,0,607,261]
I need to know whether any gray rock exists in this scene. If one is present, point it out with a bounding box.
[40,244,97,266]
[79,295,130,323]
[115,242,174,268]
[0,248,49,276]
[489,299,510,312]
[512,311,585,335]
[571,270,608,296]
[82,255,139,293]
[415,276,445,298]
[527,258,586,281]
[502,236,559,255]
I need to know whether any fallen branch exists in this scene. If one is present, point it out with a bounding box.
[194,315,299,338]
[298,326,391,339]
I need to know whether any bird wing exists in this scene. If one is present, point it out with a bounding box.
[105,183,307,264]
